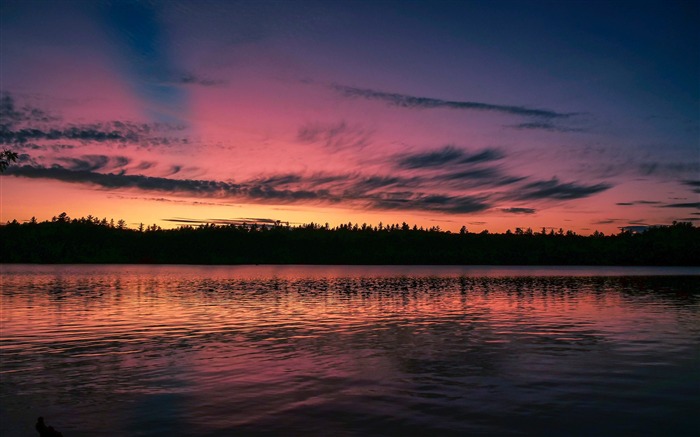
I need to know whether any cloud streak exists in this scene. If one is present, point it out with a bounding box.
[510,122,583,132]
[179,73,226,87]
[0,92,187,150]
[395,146,504,169]
[5,164,493,214]
[297,121,372,150]
[515,178,612,200]
[682,180,700,194]
[661,202,700,209]
[163,217,288,226]
[6,160,615,216]
[616,200,661,206]
[0,92,57,129]
[6,164,326,202]
[639,162,700,177]
[332,84,575,119]
[502,207,536,214]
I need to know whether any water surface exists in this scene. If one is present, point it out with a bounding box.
[1,265,699,436]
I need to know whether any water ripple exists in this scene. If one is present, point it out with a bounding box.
[1,265,699,436]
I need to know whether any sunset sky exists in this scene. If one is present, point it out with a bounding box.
[1,0,698,234]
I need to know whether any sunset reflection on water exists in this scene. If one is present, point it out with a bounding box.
[1,265,699,436]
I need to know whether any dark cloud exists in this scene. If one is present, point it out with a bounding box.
[239,217,284,224]
[57,155,131,172]
[6,159,614,215]
[297,121,372,150]
[396,146,503,169]
[502,207,536,214]
[12,143,77,152]
[369,192,491,214]
[615,200,661,206]
[0,122,186,148]
[246,184,322,201]
[0,92,57,129]
[332,84,574,119]
[510,122,582,132]
[682,180,700,193]
[343,175,419,194]
[164,217,287,226]
[592,219,621,225]
[6,165,228,193]
[252,174,304,186]
[0,126,132,144]
[515,178,612,200]
[5,164,494,214]
[166,165,182,175]
[134,161,157,170]
[397,146,463,169]
[0,91,188,149]
[460,149,504,164]
[4,165,334,204]
[661,202,700,209]
[440,168,524,186]
[627,220,650,225]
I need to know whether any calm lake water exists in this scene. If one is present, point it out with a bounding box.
[1,265,699,436]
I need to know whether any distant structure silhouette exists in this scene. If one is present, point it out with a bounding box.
[36,417,63,437]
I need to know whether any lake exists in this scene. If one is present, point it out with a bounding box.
[1,265,699,436]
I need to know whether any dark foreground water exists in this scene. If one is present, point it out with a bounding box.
[1,265,699,436]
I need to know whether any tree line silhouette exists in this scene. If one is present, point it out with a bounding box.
[1,213,698,265]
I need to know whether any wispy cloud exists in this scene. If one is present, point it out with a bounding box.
[639,162,700,176]
[164,217,288,226]
[297,121,372,150]
[0,92,57,129]
[179,73,226,87]
[515,178,612,200]
[661,202,700,209]
[1,127,134,144]
[332,84,575,119]
[502,207,536,214]
[509,122,583,132]
[0,92,187,150]
[5,164,324,201]
[592,219,627,225]
[682,180,700,194]
[370,192,491,213]
[616,200,661,206]
[395,145,503,169]
[439,168,524,187]
[390,146,523,190]
[6,139,615,217]
[5,164,494,214]
[58,155,131,172]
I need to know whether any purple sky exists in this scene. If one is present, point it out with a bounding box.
[1,0,698,233]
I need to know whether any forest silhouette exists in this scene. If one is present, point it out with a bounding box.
[1,213,698,265]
